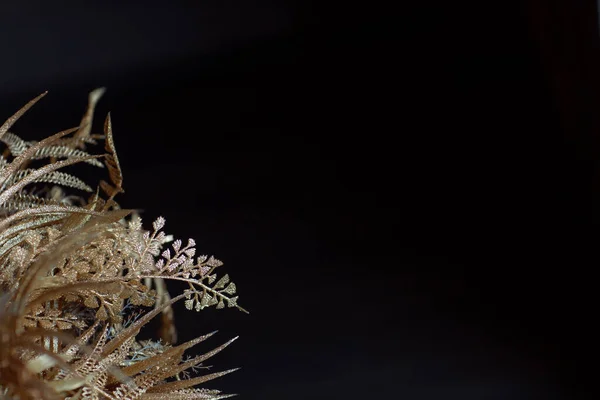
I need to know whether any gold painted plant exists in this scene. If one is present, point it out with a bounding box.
[0,90,246,400]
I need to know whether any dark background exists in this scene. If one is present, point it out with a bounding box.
[0,1,596,399]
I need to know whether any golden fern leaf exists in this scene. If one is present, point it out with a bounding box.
[0,132,32,156]
[6,169,94,192]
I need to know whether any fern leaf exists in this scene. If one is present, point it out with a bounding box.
[0,155,103,206]
[7,169,93,192]
[0,131,31,155]
[30,145,104,167]
[0,192,62,213]
[0,126,80,189]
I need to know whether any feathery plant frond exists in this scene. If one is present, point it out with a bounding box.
[0,90,245,400]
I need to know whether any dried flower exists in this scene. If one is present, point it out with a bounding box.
[0,90,245,400]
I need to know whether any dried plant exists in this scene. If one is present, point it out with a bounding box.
[0,90,246,400]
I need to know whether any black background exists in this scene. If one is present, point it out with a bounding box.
[0,1,595,399]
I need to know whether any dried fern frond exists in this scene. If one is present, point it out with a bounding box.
[0,91,245,400]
